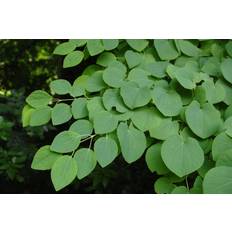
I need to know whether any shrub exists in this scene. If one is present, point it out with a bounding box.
[23,39,232,193]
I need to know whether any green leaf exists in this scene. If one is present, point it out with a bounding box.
[69,39,87,47]
[154,40,179,60]
[22,105,35,127]
[31,145,61,170]
[86,71,107,92]
[103,66,126,88]
[26,90,52,108]
[51,103,72,125]
[202,78,225,104]
[102,39,119,50]
[93,111,118,134]
[94,136,118,167]
[144,61,168,78]
[223,117,232,137]
[127,68,153,88]
[161,134,204,177]
[225,40,232,57]
[63,51,84,68]
[126,39,148,52]
[201,57,221,77]
[30,106,51,126]
[87,97,105,120]
[151,85,182,116]
[154,177,175,193]
[178,40,201,57]
[217,78,232,105]
[53,42,76,55]
[69,119,93,138]
[171,186,189,194]
[50,131,81,153]
[50,79,71,95]
[87,40,104,56]
[131,106,163,132]
[102,89,128,113]
[117,122,146,163]
[51,156,77,191]
[70,75,88,97]
[125,50,142,69]
[96,52,116,67]
[167,65,196,90]
[74,148,97,179]
[212,132,232,161]
[221,58,232,84]
[120,82,151,109]
[203,166,232,193]
[145,143,169,174]
[216,152,232,167]
[185,100,221,139]
[149,118,179,140]
[71,98,88,119]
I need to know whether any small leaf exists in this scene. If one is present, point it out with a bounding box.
[151,85,182,116]
[69,39,87,47]
[154,39,179,61]
[103,66,126,88]
[202,78,225,104]
[145,143,169,174]
[51,156,77,191]
[171,186,189,194]
[161,134,204,177]
[149,118,179,140]
[178,40,201,57]
[102,89,128,113]
[131,106,163,132]
[212,132,232,161]
[120,82,151,109]
[125,50,142,69]
[102,39,119,50]
[70,75,88,97]
[126,39,148,52]
[96,52,116,67]
[53,42,76,55]
[117,122,146,163]
[127,68,153,88]
[22,105,35,127]
[50,79,71,95]
[93,111,118,134]
[203,166,232,193]
[71,98,88,119]
[225,40,232,57]
[185,100,221,139]
[221,58,232,84]
[51,103,72,125]
[87,40,104,56]
[86,71,107,92]
[144,61,168,78]
[31,145,61,170]
[69,119,93,138]
[94,136,118,167]
[63,51,84,68]
[154,177,175,194]
[87,96,105,120]
[74,148,97,179]
[30,106,51,126]
[26,90,52,108]
[50,131,81,153]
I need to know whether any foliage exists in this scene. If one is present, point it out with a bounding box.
[24,39,232,193]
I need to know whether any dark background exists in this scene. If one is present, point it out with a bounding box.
[0,40,154,193]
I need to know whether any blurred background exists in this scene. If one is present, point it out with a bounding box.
[0,40,154,193]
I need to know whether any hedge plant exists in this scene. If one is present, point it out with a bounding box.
[22,39,232,193]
